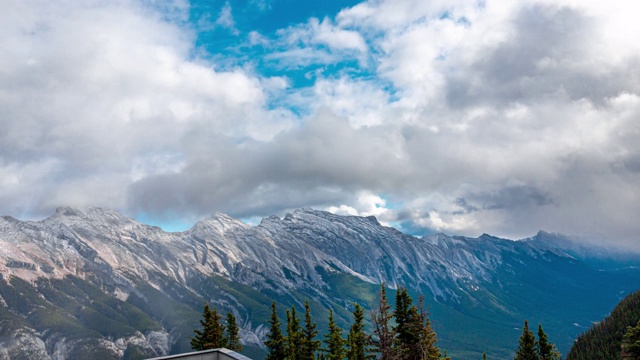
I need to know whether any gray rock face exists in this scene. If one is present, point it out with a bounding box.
[0,207,638,359]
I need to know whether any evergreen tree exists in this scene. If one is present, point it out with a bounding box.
[404,305,424,358]
[568,290,640,359]
[418,296,441,360]
[264,302,286,360]
[483,352,488,360]
[324,309,345,360]
[371,283,395,360]
[226,312,242,352]
[420,317,441,360]
[191,304,225,351]
[622,320,640,360]
[514,320,538,360]
[536,324,560,360]
[347,303,370,360]
[393,287,415,360]
[395,287,436,360]
[286,306,303,360]
[302,300,321,360]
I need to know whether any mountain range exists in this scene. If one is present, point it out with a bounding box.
[0,207,639,359]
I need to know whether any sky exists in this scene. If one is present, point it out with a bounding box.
[2,0,640,247]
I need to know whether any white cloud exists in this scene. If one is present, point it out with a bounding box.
[216,2,240,35]
[327,191,391,221]
[3,0,640,249]
[313,18,368,53]
[0,0,293,217]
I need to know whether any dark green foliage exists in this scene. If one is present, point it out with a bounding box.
[226,312,243,352]
[422,317,441,360]
[394,287,415,359]
[265,302,287,360]
[568,290,640,360]
[286,306,303,359]
[483,352,488,360]
[537,324,560,360]
[324,309,345,360]
[393,287,442,360]
[191,304,225,350]
[347,303,371,360]
[302,300,321,360]
[371,283,394,360]
[623,320,640,359]
[514,320,537,360]
[418,296,441,360]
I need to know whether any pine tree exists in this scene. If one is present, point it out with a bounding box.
[226,312,242,352]
[622,320,640,360]
[286,305,303,360]
[324,309,345,360]
[191,304,225,350]
[536,324,560,360]
[483,352,488,360]
[418,296,441,360]
[371,283,395,360]
[264,302,286,360]
[514,320,538,360]
[568,290,640,359]
[301,300,321,360]
[395,287,430,360]
[347,303,370,360]
[394,287,414,360]
[405,305,424,359]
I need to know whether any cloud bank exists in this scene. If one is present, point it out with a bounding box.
[2,0,640,248]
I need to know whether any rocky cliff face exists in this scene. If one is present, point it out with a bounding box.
[0,207,638,359]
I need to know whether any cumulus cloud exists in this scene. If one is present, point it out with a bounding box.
[0,0,293,216]
[2,0,640,249]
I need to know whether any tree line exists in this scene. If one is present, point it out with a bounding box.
[263,285,448,360]
[567,290,640,360]
[192,284,564,359]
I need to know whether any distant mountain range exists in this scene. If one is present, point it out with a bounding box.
[0,207,638,359]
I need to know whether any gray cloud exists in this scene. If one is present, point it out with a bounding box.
[446,4,640,108]
[2,0,640,250]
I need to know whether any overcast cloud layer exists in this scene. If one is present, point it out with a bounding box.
[2,0,640,248]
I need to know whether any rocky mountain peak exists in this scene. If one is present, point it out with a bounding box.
[0,207,639,359]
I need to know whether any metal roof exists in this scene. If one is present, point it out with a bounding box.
[145,348,253,360]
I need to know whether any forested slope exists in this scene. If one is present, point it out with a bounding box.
[567,290,640,360]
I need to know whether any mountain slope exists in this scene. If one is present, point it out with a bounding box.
[567,290,640,360]
[0,207,639,359]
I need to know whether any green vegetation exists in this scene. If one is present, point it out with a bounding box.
[261,285,455,360]
[286,305,303,359]
[324,309,345,360]
[568,290,640,360]
[622,320,640,359]
[537,324,561,360]
[264,302,286,360]
[303,300,322,359]
[1,261,634,360]
[227,312,243,352]
[191,303,243,352]
[513,321,561,360]
[346,303,371,360]
[514,320,536,360]
[253,284,567,360]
